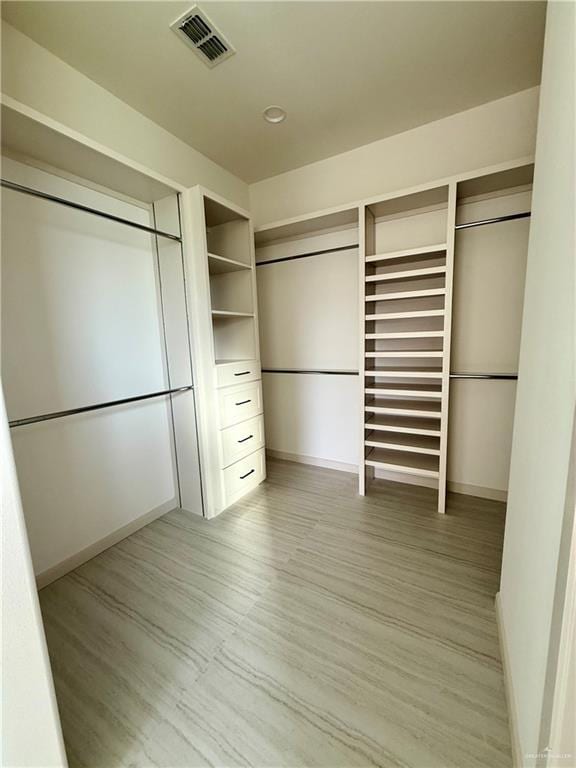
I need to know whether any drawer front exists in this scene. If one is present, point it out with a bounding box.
[216,360,261,388]
[223,448,266,506]
[220,415,265,468]
[218,381,263,428]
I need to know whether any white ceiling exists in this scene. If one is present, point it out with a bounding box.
[1,1,546,183]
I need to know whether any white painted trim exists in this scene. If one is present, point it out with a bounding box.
[36,500,184,589]
[448,481,508,503]
[496,592,523,768]
[266,448,357,474]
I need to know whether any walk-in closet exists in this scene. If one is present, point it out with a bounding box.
[2,3,574,768]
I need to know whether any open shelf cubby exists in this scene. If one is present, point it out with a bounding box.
[203,193,258,370]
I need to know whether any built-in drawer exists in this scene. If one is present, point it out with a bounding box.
[218,380,263,428]
[223,448,266,506]
[220,415,265,468]
[216,359,261,388]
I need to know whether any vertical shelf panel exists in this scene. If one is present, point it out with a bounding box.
[437,182,457,514]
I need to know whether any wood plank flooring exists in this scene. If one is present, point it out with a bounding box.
[39,459,511,767]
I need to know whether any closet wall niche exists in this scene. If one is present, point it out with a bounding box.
[205,197,258,364]
[449,164,533,500]
[1,103,203,583]
[255,207,360,470]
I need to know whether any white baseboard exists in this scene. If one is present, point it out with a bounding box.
[266,448,357,474]
[36,500,179,589]
[266,449,507,502]
[449,481,508,502]
[495,592,522,767]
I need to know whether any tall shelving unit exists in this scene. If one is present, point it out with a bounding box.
[359,162,533,511]
[360,185,456,513]
[184,188,265,518]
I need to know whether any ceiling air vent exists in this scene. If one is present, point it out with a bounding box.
[171,6,235,69]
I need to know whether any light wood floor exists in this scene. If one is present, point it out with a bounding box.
[40,459,511,768]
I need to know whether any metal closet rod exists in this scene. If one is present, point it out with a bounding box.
[262,368,518,380]
[256,211,530,263]
[455,211,531,230]
[256,243,358,267]
[1,179,182,243]
[450,373,518,380]
[9,385,194,428]
[262,368,359,376]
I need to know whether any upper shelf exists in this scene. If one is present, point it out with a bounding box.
[1,102,180,204]
[457,163,534,201]
[212,310,254,319]
[255,207,358,246]
[208,253,251,274]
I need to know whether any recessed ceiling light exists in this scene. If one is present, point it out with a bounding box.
[263,106,287,124]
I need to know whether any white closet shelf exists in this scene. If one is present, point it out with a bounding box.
[365,368,443,378]
[365,266,446,283]
[208,253,251,274]
[365,288,446,302]
[215,357,256,366]
[365,244,447,264]
[211,310,255,318]
[365,447,439,478]
[365,433,440,456]
[365,415,441,437]
[365,331,444,340]
[365,351,444,358]
[365,384,442,398]
[365,400,442,418]
[366,309,445,321]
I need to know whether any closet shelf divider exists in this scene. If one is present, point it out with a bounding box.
[365,416,442,437]
[211,310,254,318]
[365,288,446,302]
[365,331,444,339]
[365,351,444,358]
[366,309,445,321]
[365,265,446,283]
[365,243,447,264]
[364,447,440,478]
[364,435,441,456]
[208,253,252,274]
[365,369,443,378]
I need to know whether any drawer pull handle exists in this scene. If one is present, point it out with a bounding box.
[240,469,255,480]
[238,434,253,444]
[234,371,251,377]
[235,399,251,406]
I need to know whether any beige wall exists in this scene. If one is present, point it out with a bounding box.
[499,1,575,764]
[1,23,249,208]
[249,87,539,226]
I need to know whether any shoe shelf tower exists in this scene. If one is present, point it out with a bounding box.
[359,161,533,513]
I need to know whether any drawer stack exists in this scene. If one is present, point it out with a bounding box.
[189,189,266,517]
[215,360,265,506]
